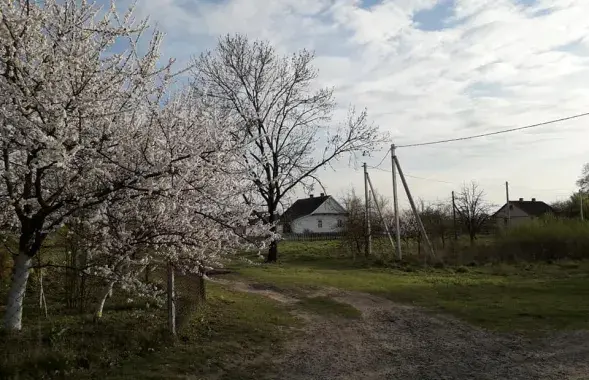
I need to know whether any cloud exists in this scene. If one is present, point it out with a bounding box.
[126,0,589,208]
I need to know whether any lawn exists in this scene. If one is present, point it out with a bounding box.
[0,279,299,380]
[235,240,589,333]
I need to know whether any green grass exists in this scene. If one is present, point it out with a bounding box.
[297,296,361,319]
[235,241,589,333]
[0,281,299,380]
[98,283,299,380]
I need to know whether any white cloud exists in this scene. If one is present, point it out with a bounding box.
[131,0,589,208]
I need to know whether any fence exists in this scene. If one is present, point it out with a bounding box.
[280,232,346,241]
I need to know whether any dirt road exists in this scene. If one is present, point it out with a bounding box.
[214,279,589,380]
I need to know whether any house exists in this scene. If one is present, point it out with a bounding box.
[492,198,555,228]
[281,193,347,234]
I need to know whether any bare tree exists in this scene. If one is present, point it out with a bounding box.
[341,188,390,258]
[193,34,383,262]
[420,202,452,249]
[577,163,589,192]
[341,189,365,258]
[454,182,491,244]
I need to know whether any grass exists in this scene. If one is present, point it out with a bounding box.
[234,240,589,333]
[297,296,361,319]
[98,283,299,380]
[0,279,299,380]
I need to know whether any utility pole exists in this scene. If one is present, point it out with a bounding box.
[581,192,584,221]
[391,144,402,259]
[451,191,458,240]
[393,156,435,258]
[363,163,372,257]
[505,181,510,227]
[366,172,395,255]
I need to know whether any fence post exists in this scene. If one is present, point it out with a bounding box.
[167,261,176,336]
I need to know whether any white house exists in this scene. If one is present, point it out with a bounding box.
[281,194,347,234]
[492,198,554,228]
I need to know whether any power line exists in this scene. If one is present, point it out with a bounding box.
[367,149,391,170]
[404,174,455,185]
[396,111,589,148]
[372,169,574,193]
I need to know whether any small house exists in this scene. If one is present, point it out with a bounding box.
[493,198,555,228]
[281,193,347,234]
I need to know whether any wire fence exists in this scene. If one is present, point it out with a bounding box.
[0,239,206,333]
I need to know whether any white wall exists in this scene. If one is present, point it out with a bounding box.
[312,197,346,214]
[291,214,346,234]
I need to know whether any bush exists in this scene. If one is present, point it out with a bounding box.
[492,217,589,262]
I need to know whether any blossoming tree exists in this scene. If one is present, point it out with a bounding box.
[0,1,265,330]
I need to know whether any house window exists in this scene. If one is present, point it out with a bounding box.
[318,219,323,228]
[337,219,343,227]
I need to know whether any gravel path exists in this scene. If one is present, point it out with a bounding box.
[214,279,589,380]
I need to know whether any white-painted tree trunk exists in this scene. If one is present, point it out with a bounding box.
[4,253,32,331]
[94,282,115,320]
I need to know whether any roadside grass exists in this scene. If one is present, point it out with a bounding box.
[235,241,589,333]
[0,278,299,380]
[297,296,361,320]
[99,282,299,380]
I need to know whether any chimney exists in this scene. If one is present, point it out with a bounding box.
[309,194,314,198]
[320,192,325,197]
[519,198,524,202]
[532,198,536,202]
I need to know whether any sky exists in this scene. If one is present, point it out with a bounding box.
[108,0,589,210]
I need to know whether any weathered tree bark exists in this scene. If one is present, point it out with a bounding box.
[4,253,32,331]
[94,281,115,321]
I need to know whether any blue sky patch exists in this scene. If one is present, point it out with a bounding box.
[413,0,456,31]
[360,0,382,9]
[515,0,554,17]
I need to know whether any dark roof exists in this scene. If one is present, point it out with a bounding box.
[281,195,330,222]
[512,201,554,216]
[495,200,554,217]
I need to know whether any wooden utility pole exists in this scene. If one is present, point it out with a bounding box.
[505,181,511,226]
[581,192,584,221]
[451,191,458,241]
[391,144,402,259]
[393,156,435,258]
[363,163,372,257]
[366,172,395,255]
[167,261,176,336]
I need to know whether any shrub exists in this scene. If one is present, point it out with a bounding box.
[493,217,589,262]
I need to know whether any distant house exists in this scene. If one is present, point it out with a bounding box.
[492,198,555,228]
[281,193,347,234]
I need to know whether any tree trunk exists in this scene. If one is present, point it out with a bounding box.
[266,240,278,263]
[4,253,32,331]
[266,207,278,262]
[94,281,115,321]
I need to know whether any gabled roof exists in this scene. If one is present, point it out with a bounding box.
[512,200,554,216]
[281,195,330,222]
[494,200,554,217]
